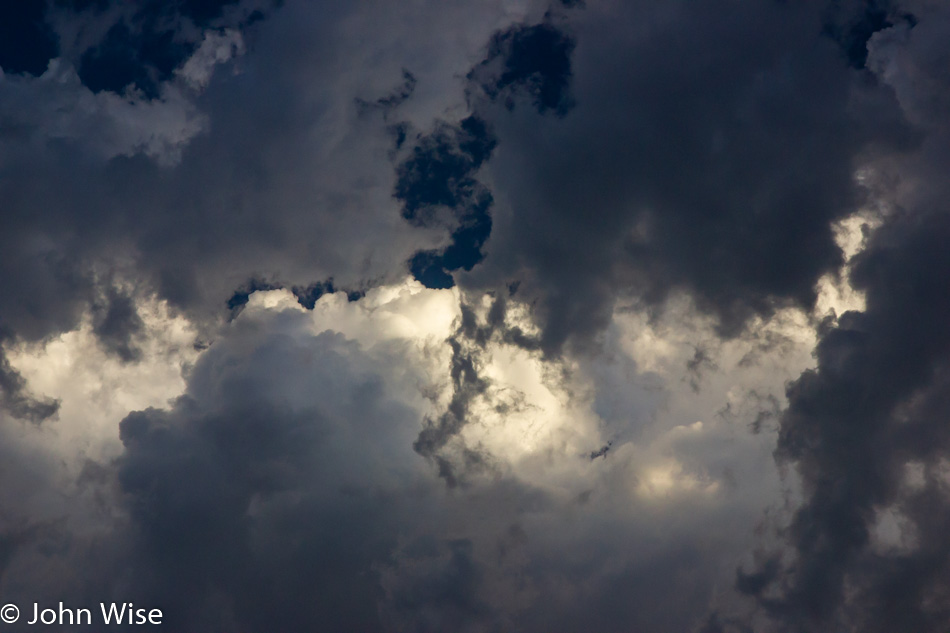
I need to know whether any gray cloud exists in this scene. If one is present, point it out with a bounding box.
[0,0,519,355]
[87,306,755,631]
[0,349,60,423]
[2,0,950,631]
[461,0,914,355]
[735,5,950,631]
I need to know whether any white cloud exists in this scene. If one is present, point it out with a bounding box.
[178,29,245,90]
[6,294,199,467]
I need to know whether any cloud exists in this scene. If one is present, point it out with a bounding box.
[734,5,950,631]
[0,276,806,632]
[467,20,576,116]
[176,28,244,90]
[0,348,60,423]
[2,1,950,631]
[396,115,497,289]
[459,0,914,355]
[0,0,530,363]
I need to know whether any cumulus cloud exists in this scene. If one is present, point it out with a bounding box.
[0,276,808,631]
[459,0,914,355]
[2,0,950,631]
[727,8,950,630]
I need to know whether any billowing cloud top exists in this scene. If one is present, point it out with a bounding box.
[0,0,948,631]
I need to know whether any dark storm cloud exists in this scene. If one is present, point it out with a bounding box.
[2,0,950,631]
[357,69,418,115]
[51,0,273,98]
[107,313,429,632]
[467,20,576,117]
[380,537,491,631]
[0,0,474,359]
[686,346,718,393]
[734,6,950,631]
[741,212,950,630]
[394,13,578,292]
[0,2,545,622]
[820,0,917,69]
[456,293,541,352]
[394,3,950,629]
[461,0,915,355]
[0,348,60,423]
[42,303,732,633]
[412,293,545,487]
[0,304,431,632]
[412,333,489,486]
[92,287,145,362]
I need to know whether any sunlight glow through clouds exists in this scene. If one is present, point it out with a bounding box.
[7,296,198,466]
[3,275,816,507]
[4,239,874,525]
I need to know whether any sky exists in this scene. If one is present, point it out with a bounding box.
[0,0,949,631]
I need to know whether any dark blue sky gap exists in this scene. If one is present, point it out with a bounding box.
[0,3,58,76]
[0,0,253,97]
[399,20,576,290]
[396,115,497,289]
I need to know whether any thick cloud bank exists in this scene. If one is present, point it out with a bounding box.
[1,0,949,631]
